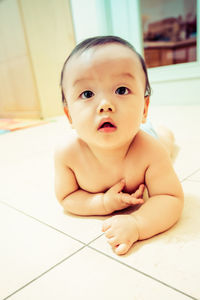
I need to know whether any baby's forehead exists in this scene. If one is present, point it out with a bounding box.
[64,43,145,82]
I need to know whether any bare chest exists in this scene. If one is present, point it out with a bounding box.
[72,156,146,194]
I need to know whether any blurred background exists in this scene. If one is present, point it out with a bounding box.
[0,0,199,120]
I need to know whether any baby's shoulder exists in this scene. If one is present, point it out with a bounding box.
[54,130,83,164]
[133,130,167,162]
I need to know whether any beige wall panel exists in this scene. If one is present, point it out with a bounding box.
[19,0,75,118]
[4,57,40,111]
[0,0,41,118]
[0,0,27,62]
[0,56,41,118]
[0,63,13,112]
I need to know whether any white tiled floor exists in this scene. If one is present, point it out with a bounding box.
[0,105,200,300]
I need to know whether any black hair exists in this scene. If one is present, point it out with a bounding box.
[60,35,151,105]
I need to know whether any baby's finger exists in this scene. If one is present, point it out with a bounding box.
[108,237,118,247]
[115,243,130,255]
[105,228,114,238]
[102,219,111,232]
[121,194,144,205]
[132,184,145,198]
[109,179,126,194]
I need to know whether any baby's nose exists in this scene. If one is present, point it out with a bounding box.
[97,99,115,114]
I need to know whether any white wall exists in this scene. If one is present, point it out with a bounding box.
[150,78,200,105]
[70,0,108,43]
[70,0,143,53]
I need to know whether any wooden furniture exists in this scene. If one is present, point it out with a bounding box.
[144,38,196,68]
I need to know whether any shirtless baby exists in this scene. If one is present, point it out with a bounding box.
[54,36,184,255]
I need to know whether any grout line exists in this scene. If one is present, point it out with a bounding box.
[0,200,105,246]
[86,233,105,245]
[0,200,87,246]
[0,201,104,300]
[181,168,200,182]
[2,246,86,300]
[87,245,198,300]
[186,179,200,183]
[1,198,198,299]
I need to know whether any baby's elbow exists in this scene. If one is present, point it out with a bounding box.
[55,190,67,207]
[178,182,184,206]
[173,189,184,220]
[57,195,71,214]
[178,191,184,214]
[57,192,76,214]
[55,184,71,206]
[56,195,65,209]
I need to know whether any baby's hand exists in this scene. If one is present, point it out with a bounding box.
[102,214,139,255]
[103,179,144,214]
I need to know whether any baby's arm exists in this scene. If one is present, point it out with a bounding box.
[54,149,144,216]
[102,143,184,255]
[133,145,184,240]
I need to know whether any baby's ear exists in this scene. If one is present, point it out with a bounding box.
[63,105,73,124]
[142,96,150,123]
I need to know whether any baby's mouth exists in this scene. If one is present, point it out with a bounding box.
[98,118,117,132]
[100,122,115,128]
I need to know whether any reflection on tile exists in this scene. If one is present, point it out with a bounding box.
[90,180,200,299]
[0,203,82,300]
[7,248,189,300]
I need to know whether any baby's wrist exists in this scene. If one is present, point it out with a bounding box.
[102,194,113,215]
[130,215,141,241]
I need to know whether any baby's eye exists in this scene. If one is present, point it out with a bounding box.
[80,90,94,99]
[115,86,129,95]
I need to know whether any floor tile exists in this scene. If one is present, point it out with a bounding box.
[0,202,82,300]
[149,105,200,181]
[186,170,200,182]
[173,142,200,181]
[0,117,69,164]
[0,147,104,244]
[7,248,191,300]
[90,180,200,299]
[149,105,200,143]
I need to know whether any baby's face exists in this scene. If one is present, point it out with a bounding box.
[62,43,149,149]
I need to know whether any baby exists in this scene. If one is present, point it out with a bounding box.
[54,36,184,255]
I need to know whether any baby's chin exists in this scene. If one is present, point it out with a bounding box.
[91,138,136,151]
